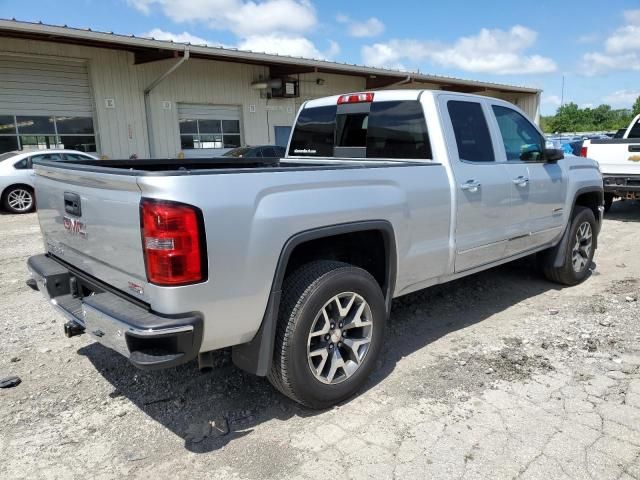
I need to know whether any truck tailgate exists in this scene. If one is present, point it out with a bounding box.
[587,139,640,175]
[34,164,147,297]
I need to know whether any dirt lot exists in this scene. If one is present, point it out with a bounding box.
[1,202,639,480]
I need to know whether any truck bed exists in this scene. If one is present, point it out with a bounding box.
[33,157,411,175]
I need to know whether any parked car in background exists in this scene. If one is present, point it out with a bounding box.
[613,128,627,139]
[28,90,603,408]
[581,114,640,212]
[0,149,97,214]
[223,145,286,158]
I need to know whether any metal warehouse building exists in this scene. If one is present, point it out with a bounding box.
[0,19,542,159]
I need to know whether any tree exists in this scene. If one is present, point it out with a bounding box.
[633,96,640,117]
[541,102,634,134]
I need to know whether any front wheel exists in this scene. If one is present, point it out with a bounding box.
[268,260,387,409]
[3,186,35,214]
[543,206,597,286]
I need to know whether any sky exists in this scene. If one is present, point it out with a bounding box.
[1,0,639,115]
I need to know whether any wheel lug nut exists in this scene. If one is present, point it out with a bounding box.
[330,323,335,329]
[338,322,343,328]
[338,342,342,347]
[328,344,334,350]
[325,334,330,341]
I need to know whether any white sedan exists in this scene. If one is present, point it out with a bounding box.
[0,149,97,214]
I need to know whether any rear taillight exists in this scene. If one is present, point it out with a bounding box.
[580,146,588,157]
[140,198,206,286]
[337,92,374,104]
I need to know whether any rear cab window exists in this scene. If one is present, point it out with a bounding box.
[628,118,640,139]
[288,97,432,160]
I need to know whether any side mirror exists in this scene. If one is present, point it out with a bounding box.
[544,148,564,162]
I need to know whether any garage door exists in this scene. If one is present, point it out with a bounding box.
[0,55,96,153]
[177,103,242,156]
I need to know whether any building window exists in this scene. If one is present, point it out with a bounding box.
[179,118,241,150]
[0,115,96,154]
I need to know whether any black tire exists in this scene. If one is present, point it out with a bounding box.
[604,193,614,213]
[2,185,35,214]
[268,260,386,409]
[543,206,597,286]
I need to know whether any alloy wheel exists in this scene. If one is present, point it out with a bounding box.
[306,292,374,385]
[571,221,593,273]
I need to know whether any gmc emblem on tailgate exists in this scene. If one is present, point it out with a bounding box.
[63,216,88,238]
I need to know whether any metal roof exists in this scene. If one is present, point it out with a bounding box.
[0,18,541,94]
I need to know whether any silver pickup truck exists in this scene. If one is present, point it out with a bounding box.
[28,90,603,408]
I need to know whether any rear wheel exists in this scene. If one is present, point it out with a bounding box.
[543,206,597,286]
[2,186,34,214]
[268,260,386,408]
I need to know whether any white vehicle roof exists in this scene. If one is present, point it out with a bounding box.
[0,149,98,162]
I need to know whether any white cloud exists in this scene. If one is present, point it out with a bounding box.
[238,34,339,59]
[582,9,640,75]
[142,28,211,45]
[543,95,562,106]
[603,89,640,108]
[336,15,385,38]
[362,26,557,75]
[128,0,316,37]
[129,0,336,59]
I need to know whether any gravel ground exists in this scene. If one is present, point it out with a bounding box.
[1,201,639,480]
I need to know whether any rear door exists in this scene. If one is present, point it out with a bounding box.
[440,96,513,272]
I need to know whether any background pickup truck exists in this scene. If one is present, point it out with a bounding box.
[581,114,640,211]
[28,90,603,408]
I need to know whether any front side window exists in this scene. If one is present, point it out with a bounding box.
[31,153,63,163]
[447,101,495,163]
[492,106,545,162]
[179,118,241,150]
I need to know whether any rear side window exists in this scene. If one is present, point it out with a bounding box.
[628,118,640,139]
[366,101,431,159]
[288,105,337,157]
[447,101,495,162]
[13,158,28,169]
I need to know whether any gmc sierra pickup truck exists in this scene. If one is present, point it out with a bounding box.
[28,90,604,408]
[581,114,640,211]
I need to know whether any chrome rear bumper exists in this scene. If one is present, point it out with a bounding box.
[27,254,202,370]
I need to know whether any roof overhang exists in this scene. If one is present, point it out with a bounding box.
[0,19,541,95]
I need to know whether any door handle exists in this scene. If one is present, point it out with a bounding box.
[629,145,640,153]
[512,176,529,187]
[461,180,481,193]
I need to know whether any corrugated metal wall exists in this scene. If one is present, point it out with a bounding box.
[0,37,540,158]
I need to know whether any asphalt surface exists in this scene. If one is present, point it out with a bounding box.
[1,201,639,480]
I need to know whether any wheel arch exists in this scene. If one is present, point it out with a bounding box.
[547,186,603,269]
[231,220,397,376]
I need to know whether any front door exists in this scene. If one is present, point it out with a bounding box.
[441,97,514,272]
[490,104,566,252]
